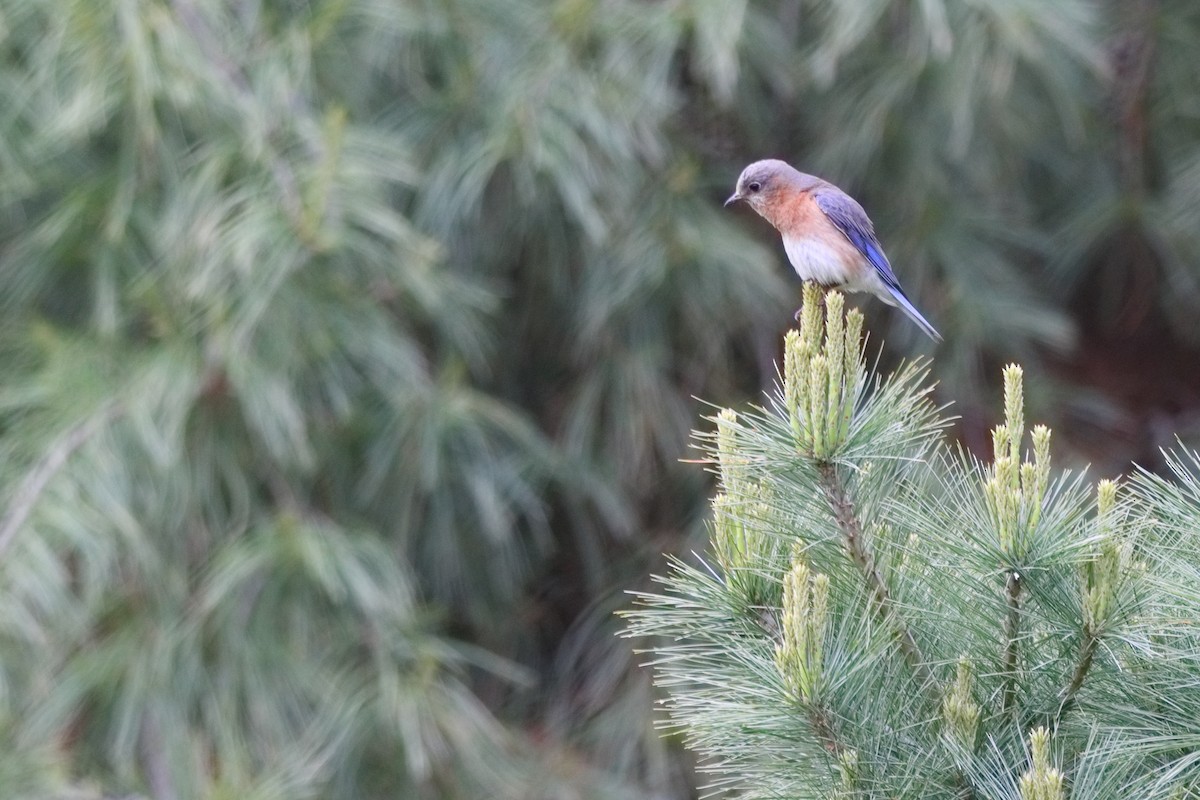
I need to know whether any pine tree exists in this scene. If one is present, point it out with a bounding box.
[627,284,1200,799]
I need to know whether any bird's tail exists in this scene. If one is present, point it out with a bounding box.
[887,287,942,342]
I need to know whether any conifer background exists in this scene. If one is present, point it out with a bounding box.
[0,0,1198,797]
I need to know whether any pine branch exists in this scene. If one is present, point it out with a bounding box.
[140,712,180,800]
[1054,480,1123,725]
[818,461,980,798]
[169,0,318,242]
[1054,626,1101,727]
[0,402,125,557]
[808,701,847,758]
[817,461,937,696]
[1001,569,1023,715]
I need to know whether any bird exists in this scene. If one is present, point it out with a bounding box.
[724,159,941,341]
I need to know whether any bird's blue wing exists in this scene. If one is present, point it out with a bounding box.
[814,188,942,341]
[812,189,903,293]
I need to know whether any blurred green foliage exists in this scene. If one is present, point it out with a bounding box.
[0,0,1197,797]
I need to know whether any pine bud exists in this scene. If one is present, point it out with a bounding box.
[1031,426,1052,483]
[798,282,823,355]
[711,493,751,577]
[1019,727,1064,800]
[1003,365,1025,466]
[1097,479,1118,519]
[715,408,743,494]
[775,561,828,703]
[809,573,829,678]
[789,534,807,565]
[1020,462,1038,503]
[988,457,1020,554]
[1082,480,1129,633]
[941,657,980,748]
[992,424,1010,464]
[844,309,864,376]
[995,455,1017,499]
[825,293,846,442]
[776,561,812,699]
[841,309,864,440]
[783,329,808,443]
[837,748,859,789]
[808,355,828,457]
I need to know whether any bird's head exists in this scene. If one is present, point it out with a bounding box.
[724,159,793,213]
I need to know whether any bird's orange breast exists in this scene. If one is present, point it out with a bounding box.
[766,189,828,234]
[767,190,866,280]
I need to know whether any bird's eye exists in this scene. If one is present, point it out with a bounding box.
[748,181,762,193]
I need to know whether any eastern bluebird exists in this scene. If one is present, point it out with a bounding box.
[725,159,941,341]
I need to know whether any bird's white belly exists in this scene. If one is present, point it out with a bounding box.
[782,235,884,297]
[783,235,854,286]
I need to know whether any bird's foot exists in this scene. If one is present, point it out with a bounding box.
[794,283,835,321]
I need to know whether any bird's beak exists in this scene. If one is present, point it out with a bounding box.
[723,192,742,208]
